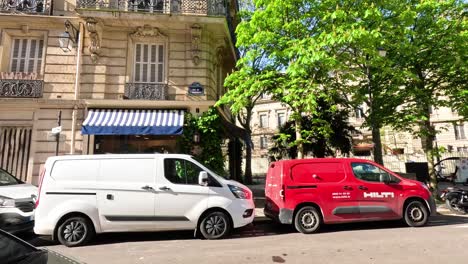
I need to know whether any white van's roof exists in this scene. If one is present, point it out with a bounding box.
[46,153,193,162]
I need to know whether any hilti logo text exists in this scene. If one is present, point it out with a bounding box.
[363,192,394,198]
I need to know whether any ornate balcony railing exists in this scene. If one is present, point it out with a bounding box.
[0,79,43,98]
[77,0,227,16]
[0,0,50,14]
[124,83,168,100]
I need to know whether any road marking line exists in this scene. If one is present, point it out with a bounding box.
[454,225,468,228]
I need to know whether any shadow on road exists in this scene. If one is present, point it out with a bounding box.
[21,214,468,247]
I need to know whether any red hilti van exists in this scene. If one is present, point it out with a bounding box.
[264,158,436,234]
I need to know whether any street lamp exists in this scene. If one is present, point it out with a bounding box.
[59,20,79,52]
[377,47,387,57]
[193,131,201,144]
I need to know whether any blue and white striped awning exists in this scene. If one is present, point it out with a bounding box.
[81,109,185,135]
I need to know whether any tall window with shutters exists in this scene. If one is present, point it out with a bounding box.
[10,38,44,73]
[134,43,165,83]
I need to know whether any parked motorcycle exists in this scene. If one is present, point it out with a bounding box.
[440,186,468,214]
[434,157,460,182]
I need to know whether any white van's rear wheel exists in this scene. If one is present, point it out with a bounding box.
[57,216,94,247]
[294,206,321,234]
[199,211,231,239]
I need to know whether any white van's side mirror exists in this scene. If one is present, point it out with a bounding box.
[198,171,209,186]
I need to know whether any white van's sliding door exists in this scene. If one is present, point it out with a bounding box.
[96,158,157,232]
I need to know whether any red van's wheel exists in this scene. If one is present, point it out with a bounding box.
[294,206,321,234]
[404,201,429,227]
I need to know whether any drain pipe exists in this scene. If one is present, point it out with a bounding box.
[70,22,84,155]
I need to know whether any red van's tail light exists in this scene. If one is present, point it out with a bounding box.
[35,168,46,208]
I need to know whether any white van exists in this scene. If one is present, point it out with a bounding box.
[34,154,255,246]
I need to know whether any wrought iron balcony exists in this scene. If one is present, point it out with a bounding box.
[0,0,50,14]
[124,83,168,100]
[77,0,227,16]
[0,79,43,98]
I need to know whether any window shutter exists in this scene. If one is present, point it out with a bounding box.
[28,39,37,73]
[135,44,142,82]
[454,124,460,140]
[134,43,164,83]
[19,39,28,72]
[36,40,44,73]
[461,123,466,139]
[158,45,164,82]
[10,39,21,72]
[10,38,44,73]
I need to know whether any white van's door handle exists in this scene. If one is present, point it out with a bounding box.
[159,186,171,191]
[141,185,154,191]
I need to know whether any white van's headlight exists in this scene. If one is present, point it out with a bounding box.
[228,184,251,199]
[0,196,15,208]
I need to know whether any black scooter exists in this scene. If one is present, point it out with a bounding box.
[440,185,468,214]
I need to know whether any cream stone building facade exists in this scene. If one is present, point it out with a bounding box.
[0,0,239,184]
[247,98,468,176]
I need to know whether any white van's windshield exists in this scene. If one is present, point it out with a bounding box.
[0,169,21,186]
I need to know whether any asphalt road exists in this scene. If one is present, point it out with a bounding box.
[20,214,468,264]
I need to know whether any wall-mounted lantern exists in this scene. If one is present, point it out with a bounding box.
[59,20,79,52]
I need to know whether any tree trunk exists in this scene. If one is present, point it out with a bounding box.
[296,117,304,159]
[238,108,253,185]
[228,138,243,183]
[422,119,437,196]
[244,142,253,184]
[371,126,384,165]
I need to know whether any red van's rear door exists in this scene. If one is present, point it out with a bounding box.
[264,162,283,218]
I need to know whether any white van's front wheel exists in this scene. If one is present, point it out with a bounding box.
[57,216,94,247]
[199,211,231,239]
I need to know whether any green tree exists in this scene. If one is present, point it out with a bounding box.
[389,0,467,193]
[177,108,225,175]
[216,0,271,184]
[324,1,409,165]
[219,0,340,161]
[269,97,356,159]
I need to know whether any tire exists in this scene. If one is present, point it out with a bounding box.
[446,197,467,215]
[57,216,95,247]
[294,206,321,234]
[199,211,231,239]
[404,201,429,227]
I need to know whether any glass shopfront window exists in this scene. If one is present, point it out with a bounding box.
[94,135,178,154]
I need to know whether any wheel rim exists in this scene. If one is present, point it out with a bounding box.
[204,215,226,237]
[449,198,463,212]
[63,220,86,243]
[300,211,317,229]
[408,206,424,222]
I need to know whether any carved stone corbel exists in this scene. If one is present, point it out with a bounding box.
[131,25,167,39]
[216,46,224,65]
[191,24,202,65]
[86,18,100,64]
